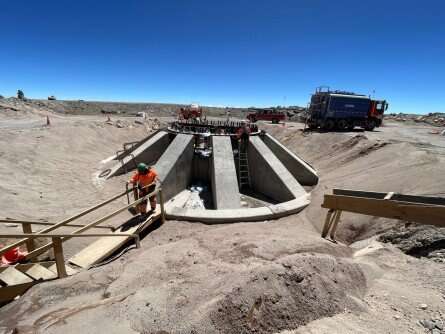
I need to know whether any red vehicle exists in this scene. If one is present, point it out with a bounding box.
[179,104,204,120]
[247,108,286,123]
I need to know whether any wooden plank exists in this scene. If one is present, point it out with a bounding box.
[69,209,161,269]
[332,189,445,206]
[52,237,67,278]
[322,195,445,227]
[47,264,77,276]
[0,267,33,286]
[20,264,57,280]
[0,282,35,304]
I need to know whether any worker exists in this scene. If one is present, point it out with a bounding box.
[1,247,27,265]
[236,121,251,152]
[128,163,161,215]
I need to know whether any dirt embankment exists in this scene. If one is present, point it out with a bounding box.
[265,123,445,244]
[0,101,444,334]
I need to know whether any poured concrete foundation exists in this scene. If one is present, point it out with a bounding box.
[108,131,170,177]
[249,136,306,203]
[261,133,318,186]
[155,134,194,201]
[211,136,240,209]
[105,127,317,223]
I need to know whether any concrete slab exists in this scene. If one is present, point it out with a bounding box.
[249,136,307,203]
[166,196,310,223]
[107,131,171,177]
[211,136,241,209]
[155,134,195,201]
[261,133,318,186]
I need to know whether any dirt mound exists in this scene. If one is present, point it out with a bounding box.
[209,254,366,334]
[379,224,445,262]
[264,124,445,244]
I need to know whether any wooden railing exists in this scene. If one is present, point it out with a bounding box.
[321,189,445,241]
[0,233,140,278]
[0,184,165,263]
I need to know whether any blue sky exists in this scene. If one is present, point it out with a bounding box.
[0,1,444,113]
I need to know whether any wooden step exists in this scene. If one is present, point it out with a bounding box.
[19,264,57,280]
[47,263,78,276]
[0,267,33,286]
[69,208,161,269]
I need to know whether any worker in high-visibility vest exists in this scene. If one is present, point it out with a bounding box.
[128,163,161,214]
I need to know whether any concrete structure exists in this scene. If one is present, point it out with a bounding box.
[249,136,306,203]
[261,133,318,186]
[108,131,170,177]
[210,136,241,209]
[154,134,194,201]
[104,126,318,223]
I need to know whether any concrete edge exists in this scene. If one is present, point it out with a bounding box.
[165,194,311,223]
[262,133,319,185]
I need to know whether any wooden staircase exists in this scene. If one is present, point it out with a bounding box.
[0,184,165,304]
[0,262,77,304]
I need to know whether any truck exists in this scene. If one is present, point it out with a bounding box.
[306,87,388,131]
[246,108,286,124]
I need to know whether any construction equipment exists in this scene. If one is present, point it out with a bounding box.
[321,189,445,241]
[307,87,388,131]
[179,104,204,121]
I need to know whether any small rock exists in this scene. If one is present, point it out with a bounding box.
[394,315,401,320]
[419,303,428,310]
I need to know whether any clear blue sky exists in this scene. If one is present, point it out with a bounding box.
[1,1,444,113]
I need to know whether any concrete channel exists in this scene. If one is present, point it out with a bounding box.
[105,128,317,223]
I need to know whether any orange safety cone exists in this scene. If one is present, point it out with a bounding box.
[1,247,27,265]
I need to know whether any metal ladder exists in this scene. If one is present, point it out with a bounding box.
[238,143,251,189]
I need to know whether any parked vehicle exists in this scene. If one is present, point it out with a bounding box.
[307,87,388,131]
[247,108,286,124]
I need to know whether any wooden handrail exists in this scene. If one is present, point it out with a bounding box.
[0,188,133,256]
[0,219,113,229]
[0,233,139,238]
[24,187,163,260]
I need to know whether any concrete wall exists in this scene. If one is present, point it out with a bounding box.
[249,136,307,203]
[261,133,318,186]
[210,136,241,209]
[108,131,171,177]
[155,133,195,201]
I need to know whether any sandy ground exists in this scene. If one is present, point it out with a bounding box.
[0,99,444,333]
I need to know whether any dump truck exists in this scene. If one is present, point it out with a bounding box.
[307,87,388,131]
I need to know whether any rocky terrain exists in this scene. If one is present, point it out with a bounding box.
[0,99,444,334]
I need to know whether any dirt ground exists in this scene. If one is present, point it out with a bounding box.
[0,99,444,334]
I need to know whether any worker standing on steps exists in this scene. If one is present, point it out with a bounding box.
[128,163,161,215]
[236,121,251,152]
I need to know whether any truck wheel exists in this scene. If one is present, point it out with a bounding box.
[322,119,335,131]
[336,119,348,131]
[365,119,376,131]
